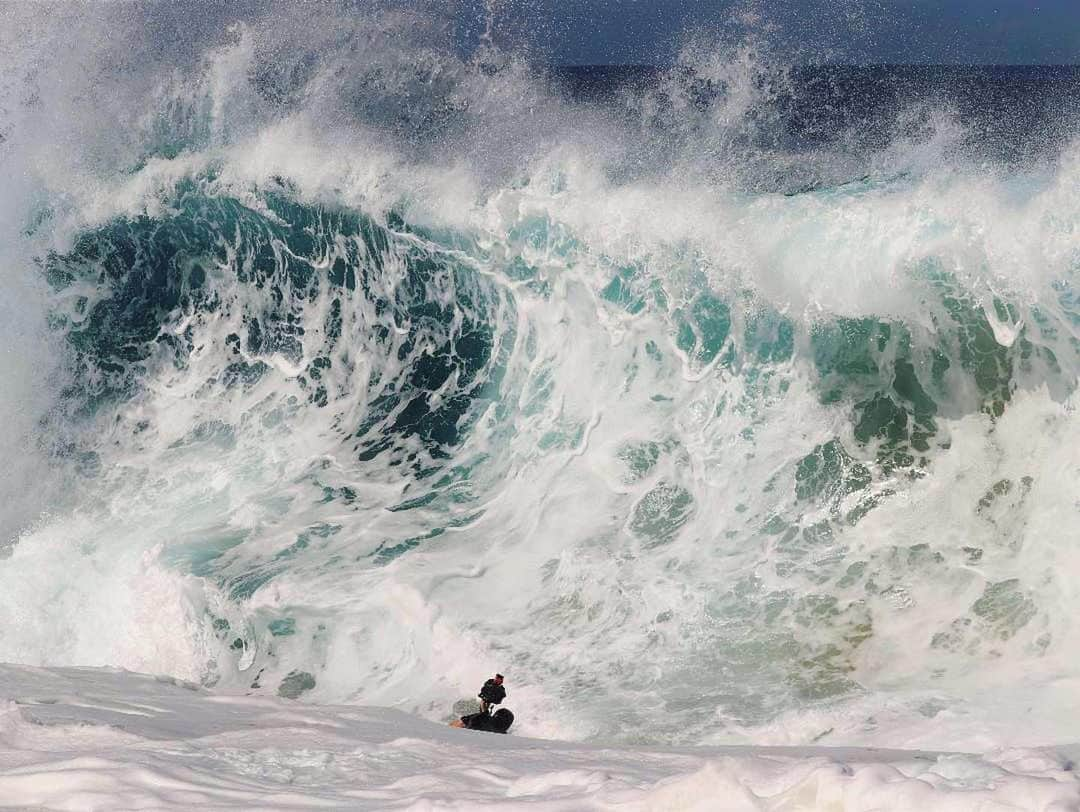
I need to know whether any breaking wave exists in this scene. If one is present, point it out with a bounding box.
[2,3,1080,747]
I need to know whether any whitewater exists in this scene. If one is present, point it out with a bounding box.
[2,3,1080,809]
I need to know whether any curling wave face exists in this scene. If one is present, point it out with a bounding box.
[2,5,1080,748]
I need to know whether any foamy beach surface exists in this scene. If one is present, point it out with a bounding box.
[4,5,1080,810]
[0,665,1076,810]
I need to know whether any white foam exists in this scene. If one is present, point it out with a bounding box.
[0,664,1075,811]
[5,2,1080,765]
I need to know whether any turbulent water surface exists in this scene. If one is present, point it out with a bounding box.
[3,4,1080,749]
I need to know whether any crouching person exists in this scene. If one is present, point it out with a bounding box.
[450,708,514,734]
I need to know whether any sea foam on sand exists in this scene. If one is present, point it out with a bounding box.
[0,664,1076,811]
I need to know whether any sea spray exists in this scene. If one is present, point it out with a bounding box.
[1,5,1080,748]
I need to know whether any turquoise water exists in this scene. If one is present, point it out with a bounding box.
[3,6,1080,747]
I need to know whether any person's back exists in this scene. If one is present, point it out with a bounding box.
[459,708,514,734]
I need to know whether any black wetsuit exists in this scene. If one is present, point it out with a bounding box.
[479,679,506,707]
[460,712,499,732]
[460,708,514,734]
